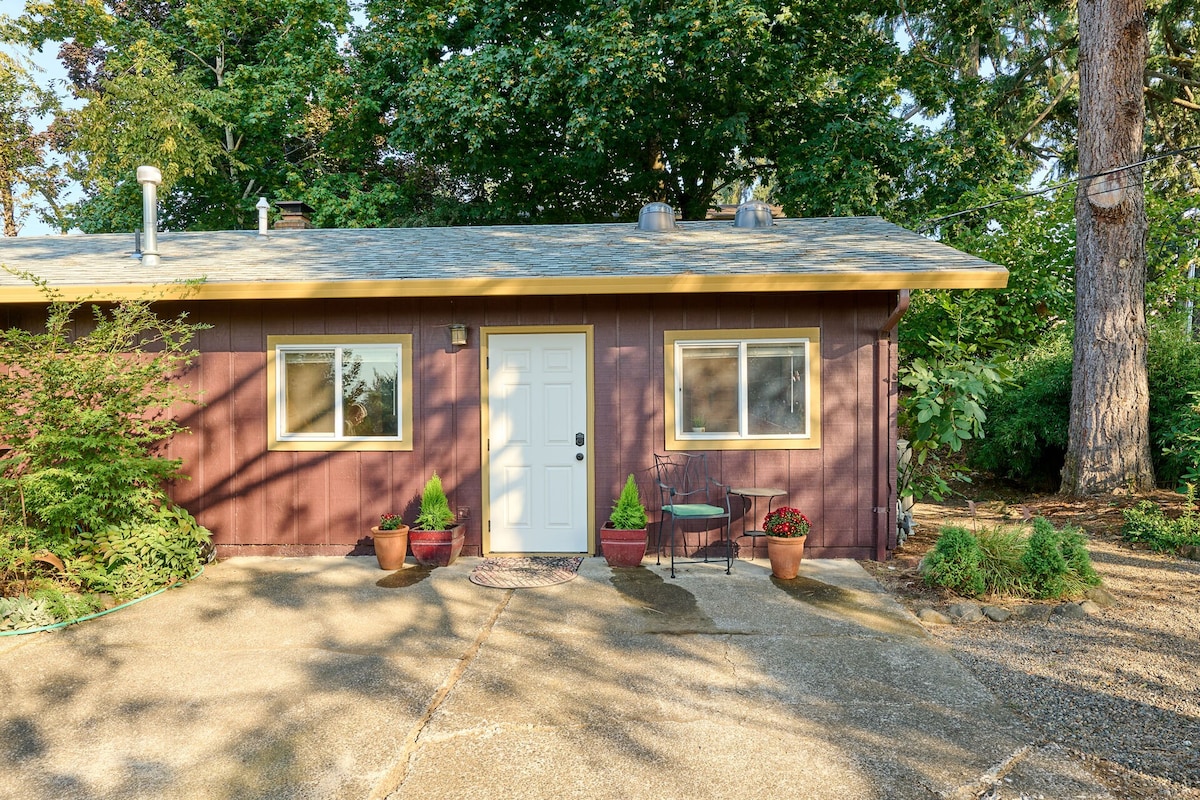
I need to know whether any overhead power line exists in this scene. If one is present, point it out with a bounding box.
[919,145,1200,230]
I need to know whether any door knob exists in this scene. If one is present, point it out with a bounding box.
[576,452,584,461]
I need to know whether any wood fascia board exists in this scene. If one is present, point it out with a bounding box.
[0,268,1009,303]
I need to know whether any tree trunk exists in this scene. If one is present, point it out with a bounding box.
[1061,0,1154,496]
[1,175,17,237]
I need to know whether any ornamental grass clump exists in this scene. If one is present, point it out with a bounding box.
[608,474,648,529]
[763,507,811,537]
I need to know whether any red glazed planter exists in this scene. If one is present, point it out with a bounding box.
[371,525,410,570]
[600,523,648,567]
[409,524,465,567]
[765,534,808,579]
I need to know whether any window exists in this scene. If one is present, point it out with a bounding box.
[664,328,820,450]
[267,335,413,451]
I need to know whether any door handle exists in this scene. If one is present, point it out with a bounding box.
[576,452,585,461]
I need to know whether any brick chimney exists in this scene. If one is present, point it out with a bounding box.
[274,201,314,230]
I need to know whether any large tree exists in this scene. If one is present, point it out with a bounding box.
[358,0,937,223]
[1061,0,1155,494]
[9,0,354,231]
[0,52,64,236]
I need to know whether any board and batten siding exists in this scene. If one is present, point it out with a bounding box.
[139,290,896,559]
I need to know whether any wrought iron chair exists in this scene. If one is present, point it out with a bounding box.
[652,453,733,578]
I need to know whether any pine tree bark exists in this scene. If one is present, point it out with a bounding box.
[1061,0,1154,495]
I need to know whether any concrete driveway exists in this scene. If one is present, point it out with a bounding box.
[0,556,1113,799]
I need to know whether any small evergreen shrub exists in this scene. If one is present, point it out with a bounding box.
[608,474,648,529]
[921,526,986,597]
[1147,327,1200,489]
[1021,517,1100,599]
[414,472,456,531]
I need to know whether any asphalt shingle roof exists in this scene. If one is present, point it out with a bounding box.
[0,216,1006,302]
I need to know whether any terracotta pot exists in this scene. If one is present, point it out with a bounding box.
[600,523,648,567]
[765,534,808,579]
[371,525,410,570]
[409,524,465,567]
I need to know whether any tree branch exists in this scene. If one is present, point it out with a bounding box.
[1008,72,1077,146]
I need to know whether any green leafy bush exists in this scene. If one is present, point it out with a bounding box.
[899,339,1011,500]
[1147,327,1200,489]
[414,472,456,531]
[0,596,57,631]
[1122,493,1200,553]
[73,504,210,599]
[921,526,986,597]
[969,332,1072,487]
[608,474,648,529]
[1021,517,1100,599]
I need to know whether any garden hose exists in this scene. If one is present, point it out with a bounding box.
[0,566,205,637]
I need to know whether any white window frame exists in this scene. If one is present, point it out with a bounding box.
[664,327,821,451]
[266,334,414,452]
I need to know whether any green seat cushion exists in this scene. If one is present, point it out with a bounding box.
[663,503,726,518]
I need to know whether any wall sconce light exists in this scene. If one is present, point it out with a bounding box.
[449,323,468,347]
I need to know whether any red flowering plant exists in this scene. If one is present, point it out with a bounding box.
[378,513,405,531]
[762,507,811,538]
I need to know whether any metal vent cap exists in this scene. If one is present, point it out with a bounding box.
[734,201,773,229]
[638,202,676,231]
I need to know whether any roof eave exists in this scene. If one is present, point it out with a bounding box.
[0,269,1010,303]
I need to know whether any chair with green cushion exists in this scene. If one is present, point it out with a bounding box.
[653,453,733,578]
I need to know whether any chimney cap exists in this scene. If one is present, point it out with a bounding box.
[256,197,270,210]
[276,200,314,215]
[136,165,162,186]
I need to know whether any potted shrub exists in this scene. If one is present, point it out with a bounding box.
[600,474,649,567]
[408,472,464,566]
[763,506,811,579]
[371,513,410,570]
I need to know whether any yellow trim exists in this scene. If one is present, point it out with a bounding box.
[0,270,1009,303]
[663,327,822,451]
[480,326,595,556]
[266,334,414,452]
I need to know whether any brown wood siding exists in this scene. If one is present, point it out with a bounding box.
[147,291,901,559]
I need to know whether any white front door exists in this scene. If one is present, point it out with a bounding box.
[487,332,589,553]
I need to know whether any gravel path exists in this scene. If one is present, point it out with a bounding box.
[898,538,1200,798]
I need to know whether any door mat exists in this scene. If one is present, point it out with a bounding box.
[469,557,584,589]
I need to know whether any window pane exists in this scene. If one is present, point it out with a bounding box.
[747,343,806,435]
[680,346,738,433]
[283,351,335,434]
[341,348,399,437]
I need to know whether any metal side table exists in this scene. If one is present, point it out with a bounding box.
[729,487,787,561]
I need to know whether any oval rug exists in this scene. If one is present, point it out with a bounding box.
[469,557,583,589]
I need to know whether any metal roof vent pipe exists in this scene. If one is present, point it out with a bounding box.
[256,197,270,235]
[733,200,773,229]
[136,165,162,267]
[637,202,676,231]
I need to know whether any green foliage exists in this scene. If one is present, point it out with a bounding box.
[974,525,1030,598]
[899,339,1011,500]
[1122,491,1200,553]
[608,474,648,530]
[924,519,1100,600]
[969,331,1072,487]
[414,472,456,531]
[921,526,986,597]
[0,280,207,539]
[377,513,405,531]
[0,596,57,631]
[73,504,211,598]
[1021,517,1100,600]
[1147,326,1200,489]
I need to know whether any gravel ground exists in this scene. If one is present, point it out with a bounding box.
[865,500,1200,798]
